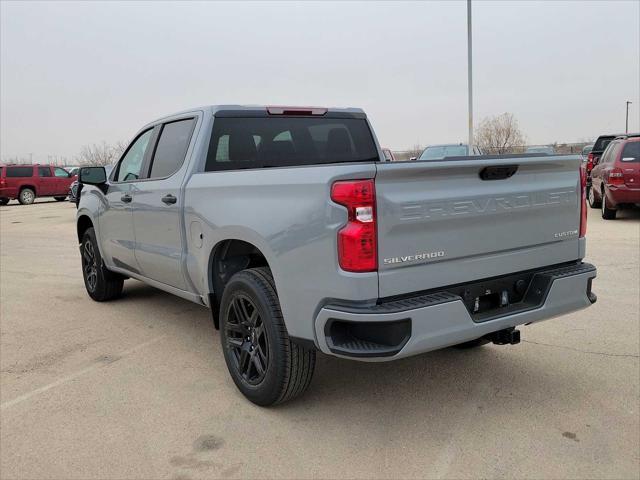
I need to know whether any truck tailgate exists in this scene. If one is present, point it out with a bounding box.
[375,155,583,298]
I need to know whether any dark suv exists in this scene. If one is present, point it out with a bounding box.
[588,134,640,219]
[0,164,76,205]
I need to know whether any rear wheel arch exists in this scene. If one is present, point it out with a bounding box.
[19,185,37,199]
[19,184,37,195]
[207,239,271,329]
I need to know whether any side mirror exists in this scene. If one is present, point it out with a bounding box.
[409,157,417,161]
[79,167,107,185]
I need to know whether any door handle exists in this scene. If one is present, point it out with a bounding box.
[121,194,132,203]
[161,194,177,205]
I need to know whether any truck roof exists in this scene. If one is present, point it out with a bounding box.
[143,105,366,129]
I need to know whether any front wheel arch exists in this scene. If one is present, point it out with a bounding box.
[77,215,94,244]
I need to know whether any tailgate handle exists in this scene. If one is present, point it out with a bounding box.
[479,165,518,180]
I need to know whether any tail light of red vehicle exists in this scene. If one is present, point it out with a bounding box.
[586,153,594,173]
[331,179,377,272]
[608,168,625,186]
[580,166,587,237]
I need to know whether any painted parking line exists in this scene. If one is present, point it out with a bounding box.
[1,335,166,411]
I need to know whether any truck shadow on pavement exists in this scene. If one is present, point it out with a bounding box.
[115,281,583,420]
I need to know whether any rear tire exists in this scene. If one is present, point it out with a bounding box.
[587,185,601,208]
[54,196,67,201]
[81,227,124,301]
[18,188,35,205]
[220,267,316,406]
[601,188,617,219]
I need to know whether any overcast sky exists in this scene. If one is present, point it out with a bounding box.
[1,0,639,163]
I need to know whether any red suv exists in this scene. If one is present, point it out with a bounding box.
[588,134,640,219]
[0,164,77,205]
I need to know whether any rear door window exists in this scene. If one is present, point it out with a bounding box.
[148,118,196,179]
[606,142,624,163]
[600,143,615,164]
[38,167,52,177]
[6,166,33,177]
[205,116,377,171]
[621,142,640,162]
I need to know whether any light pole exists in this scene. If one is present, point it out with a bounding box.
[626,101,632,133]
[467,0,473,151]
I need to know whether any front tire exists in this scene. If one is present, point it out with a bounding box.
[220,267,316,406]
[81,227,124,301]
[18,188,35,205]
[601,188,617,219]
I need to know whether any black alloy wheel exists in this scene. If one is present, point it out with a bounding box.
[224,293,269,385]
[82,239,99,293]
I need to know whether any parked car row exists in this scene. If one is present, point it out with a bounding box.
[0,164,76,205]
[586,133,639,219]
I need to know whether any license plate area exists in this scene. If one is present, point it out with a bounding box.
[452,271,556,322]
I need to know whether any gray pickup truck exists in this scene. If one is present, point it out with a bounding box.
[77,105,597,405]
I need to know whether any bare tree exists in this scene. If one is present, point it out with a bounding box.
[475,113,526,154]
[76,141,125,166]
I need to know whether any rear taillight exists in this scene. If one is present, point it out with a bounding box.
[331,179,377,272]
[580,166,587,238]
[608,168,625,186]
[586,153,594,172]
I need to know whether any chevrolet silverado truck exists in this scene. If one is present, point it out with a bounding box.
[76,105,597,406]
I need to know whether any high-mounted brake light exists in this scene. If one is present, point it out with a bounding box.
[331,180,377,272]
[579,166,587,237]
[266,106,328,116]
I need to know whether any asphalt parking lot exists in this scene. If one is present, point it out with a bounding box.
[1,200,638,480]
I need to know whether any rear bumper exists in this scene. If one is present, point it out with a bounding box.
[314,262,597,361]
[0,187,17,199]
[606,185,640,206]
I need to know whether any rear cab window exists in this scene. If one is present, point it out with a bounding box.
[205,112,378,171]
[621,141,640,162]
[593,136,615,152]
[6,166,34,177]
